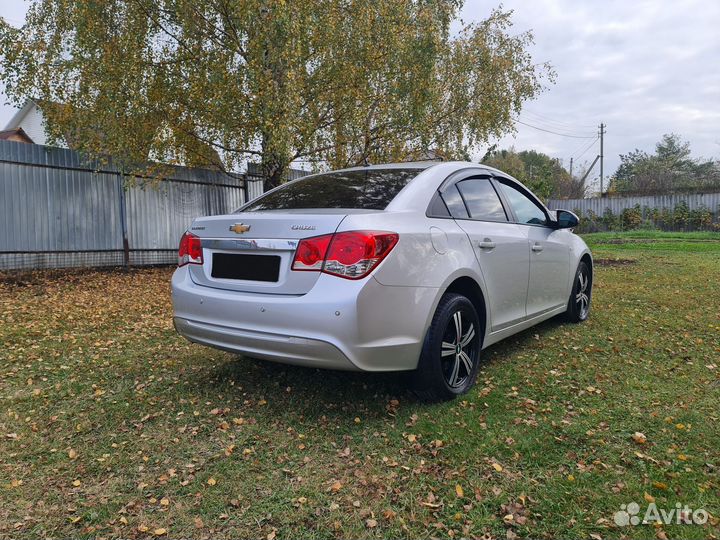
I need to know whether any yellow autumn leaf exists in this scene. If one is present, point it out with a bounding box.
[68,449,78,459]
[455,484,464,497]
[72,479,81,487]
[492,463,503,472]
[653,481,668,490]
[207,478,217,486]
[330,481,342,492]
[407,434,417,443]
[153,527,167,536]
[160,497,170,506]
[644,492,655,503]
[632,432,647,444]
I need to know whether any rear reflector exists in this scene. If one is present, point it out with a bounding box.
[291,231,398,279]
[178,231,203,266]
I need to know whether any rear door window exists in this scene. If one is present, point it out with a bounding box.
[241,168,424,211]
[456,178,508,222]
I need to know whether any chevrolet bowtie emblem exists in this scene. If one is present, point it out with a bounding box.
[229,223,251,234]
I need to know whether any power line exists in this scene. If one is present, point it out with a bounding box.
[521,110,597,130]
[513,118,597,139]
[572,137,599,161]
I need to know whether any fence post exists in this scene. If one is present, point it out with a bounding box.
[242,173,250,204]
[117,175,130,268]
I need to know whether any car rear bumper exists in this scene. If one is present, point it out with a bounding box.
[171,266,439,371]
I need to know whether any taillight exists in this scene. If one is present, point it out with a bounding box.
[291,233,333,271]
[291,231,398,280]
[178,231,203,266]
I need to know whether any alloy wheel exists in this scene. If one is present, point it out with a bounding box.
[576,269,590,319]
[440,309,478,388]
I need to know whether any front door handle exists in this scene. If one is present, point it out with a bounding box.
[531,243,544,252]
[478,238,496,250]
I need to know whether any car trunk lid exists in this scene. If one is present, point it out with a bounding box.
[187,212,347,294]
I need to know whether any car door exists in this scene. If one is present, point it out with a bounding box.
[493,178,570,317]
[439,175,530,332]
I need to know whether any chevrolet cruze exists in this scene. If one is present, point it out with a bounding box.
[172,161,592,401]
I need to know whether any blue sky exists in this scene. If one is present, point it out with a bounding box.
[2,1,719,190]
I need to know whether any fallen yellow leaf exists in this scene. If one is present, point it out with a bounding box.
[644,492,656,503]
[160,497,170,506]
[207,478,217,486]
[492,463,503,472]
[330,481,342,492]
[153,527,167,536]
[68,449,78,460]
[455,484,464,497]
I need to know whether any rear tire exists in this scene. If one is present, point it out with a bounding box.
[411,293,482,402]
[566,260,592,323]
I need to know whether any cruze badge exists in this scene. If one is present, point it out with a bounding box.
[291,224,316,230]
[229,223,251,234]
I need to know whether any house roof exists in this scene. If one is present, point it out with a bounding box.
[0,127,34,143]
[3,98,40,131]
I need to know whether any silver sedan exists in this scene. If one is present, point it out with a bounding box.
[172,161,592,401]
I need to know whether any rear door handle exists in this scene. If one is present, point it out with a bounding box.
[478,239,496,250]
[531,243,544,252]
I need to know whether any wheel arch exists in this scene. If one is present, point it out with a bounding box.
[580,252,593,285]
[441,276,488,345]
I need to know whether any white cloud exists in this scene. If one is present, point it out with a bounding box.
[464,0,720,190]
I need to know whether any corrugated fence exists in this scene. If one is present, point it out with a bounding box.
[547,192,720,232]
[547,193,720,216]
[0,140,309,270]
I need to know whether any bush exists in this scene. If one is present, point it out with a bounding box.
[621,205,642,230]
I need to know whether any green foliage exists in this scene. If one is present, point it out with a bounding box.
[610,134,720,195]
[481,147,583,201]
[574,200,719,233]
[0,1,552,189]
[620,204,642,230]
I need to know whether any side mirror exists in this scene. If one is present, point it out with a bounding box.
[555,209,579,229]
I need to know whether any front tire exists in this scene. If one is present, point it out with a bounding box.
[566,260,592,323]
[411,293,482,402]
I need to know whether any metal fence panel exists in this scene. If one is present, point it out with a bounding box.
[548,193,720,215]
[547,192,720,232]
[0,140,313,270]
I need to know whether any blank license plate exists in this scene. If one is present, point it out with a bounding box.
[211,253,281,282]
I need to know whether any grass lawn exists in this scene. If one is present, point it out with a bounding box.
[1,232,719,539]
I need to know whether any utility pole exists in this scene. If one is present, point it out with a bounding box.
[599,123,606,194]
[569,157,574,179]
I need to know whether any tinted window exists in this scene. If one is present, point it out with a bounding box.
[241,168,422,211]
[440,185,469,218]
[496,181,548,225]
[456,179,507,221]
[427,193,451,217]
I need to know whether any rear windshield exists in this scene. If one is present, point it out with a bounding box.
[241,168,423,211]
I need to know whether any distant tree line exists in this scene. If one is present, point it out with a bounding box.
[481,148,587,200]
[608,134,720,195]
[481,133,719,201]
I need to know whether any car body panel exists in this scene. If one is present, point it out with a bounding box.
[171,161,592,372]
